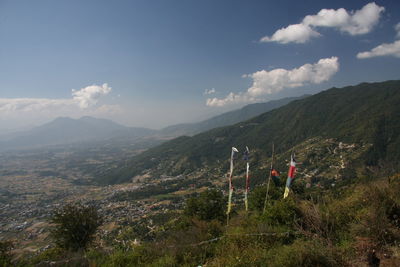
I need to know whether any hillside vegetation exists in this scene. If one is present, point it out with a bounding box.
[99,80,400,184]
[5,80,400,266]
[9,172,400,266]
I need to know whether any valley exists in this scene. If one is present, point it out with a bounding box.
[1,80,399,265]
[0,135,369,256]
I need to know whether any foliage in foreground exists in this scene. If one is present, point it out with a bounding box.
[11,173,400,266]
[50,203,102,251]
[0,240,13,266]
[184,189,225,222]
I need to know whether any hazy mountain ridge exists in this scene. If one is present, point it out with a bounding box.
[0,96,306,152]
[99,80,400,184]
[0,116,157,152]
[159,95,309,137]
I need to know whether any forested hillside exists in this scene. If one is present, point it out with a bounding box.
[100,80,400,184]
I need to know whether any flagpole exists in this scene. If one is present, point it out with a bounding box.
[227,166,233,226]
[245,162,249,212]
[227,147,238,226]
[244,146,250,212]
[263,143,274,214]
[227,170,233,225]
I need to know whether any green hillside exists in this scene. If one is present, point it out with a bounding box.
[20,171,400,266]
[158,95,308,137]
[8,80,400,266]
[99,80,400,184]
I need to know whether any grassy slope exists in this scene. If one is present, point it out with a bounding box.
[99,80,400,184]
[25,173,400,266]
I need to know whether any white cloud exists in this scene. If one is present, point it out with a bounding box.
[260,24,321,44]
[261,2,384,44]
[395,22,400,38]
[345,2,385,35]
[0,83,112,114]
[0,83,118,130]
[304,2,384,35]
[206,57,339,107]
[0,98,73,113]
[303,8,349,28]
[203,88,216,95]
[72,83,112,108]
[206,92,257,107]
[357,40,400,59]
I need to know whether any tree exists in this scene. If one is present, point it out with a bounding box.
[0,240,13,266]
[50,203,102,251]
[249,184,282,212]
[184,189,225,221]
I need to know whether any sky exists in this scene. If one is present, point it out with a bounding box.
[1,0,400,130]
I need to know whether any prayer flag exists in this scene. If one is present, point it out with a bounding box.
[227,147,239,215]
[283,153,296,199]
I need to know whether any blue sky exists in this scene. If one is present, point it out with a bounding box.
[1,0,400,130]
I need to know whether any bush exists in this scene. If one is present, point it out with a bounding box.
[354,183,400,246]
[249,184,283,213]
[50,202,102,251]
[265,239,346,267]
[184,189,225,222]
[261,198,300,228]
[0,240,13,266]
[103,246,150,267]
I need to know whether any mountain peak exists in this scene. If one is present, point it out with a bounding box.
[0,116,153,151]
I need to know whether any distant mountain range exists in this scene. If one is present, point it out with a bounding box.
[0,96,306,152]
[0,116,156,151]
[99,80,400,184]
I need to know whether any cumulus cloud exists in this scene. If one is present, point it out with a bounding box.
[357,40,400,59]
[340,2,385,35]
[260,24,321,44]
[302,8,349,28]
[0,83,118,130]
[206,92,257,107]
[356,21,400,59]
[261,2,384,44]
[207,57,339,107]
[0,83,112,114]
[304,2,384,35]
[203,88,216,95]
[72,83,112,108]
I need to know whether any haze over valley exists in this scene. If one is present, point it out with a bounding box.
[1,1,400,266]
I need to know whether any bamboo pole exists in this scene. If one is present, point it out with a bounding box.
[263,143,274,214]
[227,171,233,226]
[245,162,249,212]
[226,147,238,226]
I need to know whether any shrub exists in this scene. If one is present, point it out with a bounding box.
[0,240,13,266]
[261,198,300,229]
[50,202,102,251]
[184,189,225,222]
[160,218,223,266]
[355,183,400,246]
[103,247,149,267]
[248,184,282,213]
[265,239,346,267]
